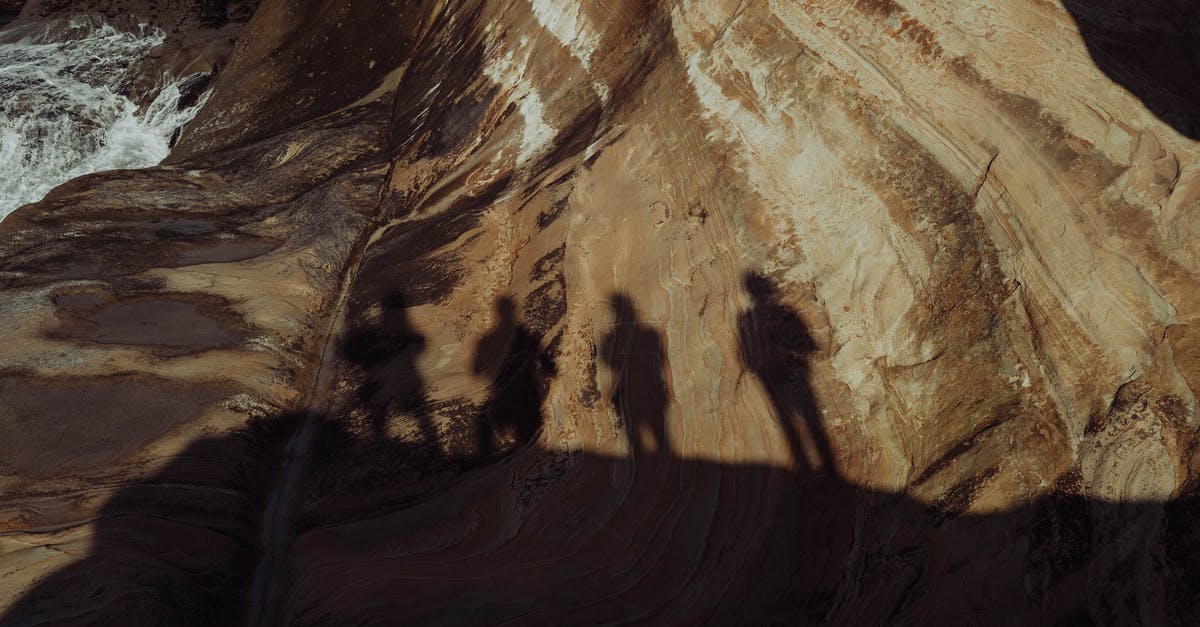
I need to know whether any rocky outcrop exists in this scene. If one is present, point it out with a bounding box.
[1,0,1198,624]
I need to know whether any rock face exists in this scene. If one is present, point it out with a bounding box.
[1,0,1198,624]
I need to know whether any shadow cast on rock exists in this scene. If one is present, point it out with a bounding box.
[1062,0,1200,139]
[6,431,1200,625]
[5,288,1200,625]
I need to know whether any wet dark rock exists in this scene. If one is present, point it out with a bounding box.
[1,0,1199,625]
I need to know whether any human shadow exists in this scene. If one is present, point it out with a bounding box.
[11,413,1200,625]
[339,291,438,448]
[471,296,556,459]
[599,293,670,457]
[1061,0,1200,139]
[738,272,836,474]
[10,292,1200,625]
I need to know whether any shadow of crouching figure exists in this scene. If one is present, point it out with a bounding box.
[600,294,670,457]
[1,419,296,627]
[472,297,556,458]
[737,272,836,475]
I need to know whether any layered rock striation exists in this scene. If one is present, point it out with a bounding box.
[1,0,1198,624]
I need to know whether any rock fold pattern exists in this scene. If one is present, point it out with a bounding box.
[1,0,1198,624]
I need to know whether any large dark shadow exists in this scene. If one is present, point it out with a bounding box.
[6,292,1200,625]
[0,415,301,626]
[1062,0,1200,139]
[599,294,670,457]
[738,272,836,474]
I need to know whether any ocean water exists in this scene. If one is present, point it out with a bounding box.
[0,16,209,219]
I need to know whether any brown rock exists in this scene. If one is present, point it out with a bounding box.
[1,0,1198,624]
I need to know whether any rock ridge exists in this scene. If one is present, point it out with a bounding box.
[0,0,1198,624]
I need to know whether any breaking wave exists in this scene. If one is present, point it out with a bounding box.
[0,16,209,219]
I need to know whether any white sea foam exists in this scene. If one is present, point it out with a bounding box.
[0,17,210,219]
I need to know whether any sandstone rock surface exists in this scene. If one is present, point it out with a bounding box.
[1,0,1198,624]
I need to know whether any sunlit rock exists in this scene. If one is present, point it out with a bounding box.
[0,0,1197,624]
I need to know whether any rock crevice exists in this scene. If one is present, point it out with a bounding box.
[1,0,1198,624]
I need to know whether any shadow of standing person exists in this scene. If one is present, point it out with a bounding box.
[737,272,836,475]
[600,294,670,457]
[339,292,438,449]
[472,297,556,459]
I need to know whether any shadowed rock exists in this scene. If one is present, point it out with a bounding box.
[6,398,1200,625]
[2,0,1200,624]
[1062,0,1200,138]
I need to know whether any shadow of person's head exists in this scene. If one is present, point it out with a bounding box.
[744,271,779,304]
[494,295,516,322]
[609,293,637,326]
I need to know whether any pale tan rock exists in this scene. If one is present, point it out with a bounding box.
[1,0,1198,624]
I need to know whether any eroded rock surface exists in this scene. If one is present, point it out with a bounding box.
[1,0,1198,624]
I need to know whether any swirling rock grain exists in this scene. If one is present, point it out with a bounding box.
[1,0,1198,624]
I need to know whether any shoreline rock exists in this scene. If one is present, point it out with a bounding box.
[1,0,1198,624]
